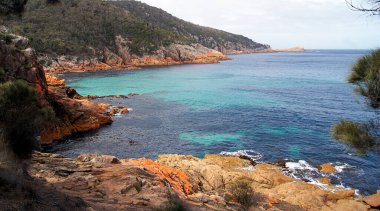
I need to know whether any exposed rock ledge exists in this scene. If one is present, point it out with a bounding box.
[27,152,373,211]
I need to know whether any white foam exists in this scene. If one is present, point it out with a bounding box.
[286,160,318,171]
[333,162,356,173]
[220,150,263,161]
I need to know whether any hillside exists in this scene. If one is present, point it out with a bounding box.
[110,0,269,53]
[2,0,269,72]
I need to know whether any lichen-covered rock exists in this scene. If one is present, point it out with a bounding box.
[157,154,370,211]
[318,163,337,173]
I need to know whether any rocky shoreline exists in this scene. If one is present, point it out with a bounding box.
[42,43,229,74]
[24,152,377,210]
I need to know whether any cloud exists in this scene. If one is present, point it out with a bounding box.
[139,0,380,49]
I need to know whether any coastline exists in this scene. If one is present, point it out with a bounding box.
[43,47,303,74]
[27,152,373,210]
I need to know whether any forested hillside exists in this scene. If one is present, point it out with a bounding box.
[110,0,269,53]
[3,0,268,57]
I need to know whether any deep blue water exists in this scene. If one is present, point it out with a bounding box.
[50,50,379,195]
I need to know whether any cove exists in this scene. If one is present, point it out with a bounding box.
[50,50,379,194]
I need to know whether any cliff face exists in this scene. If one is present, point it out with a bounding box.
[0,27,112,145]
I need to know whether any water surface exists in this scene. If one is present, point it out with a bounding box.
[50,50,379,194]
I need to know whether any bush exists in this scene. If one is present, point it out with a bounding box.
[0,0,28,15]
[163,193,185,211]
[228,177,262,210]
[331,120,376,153]
[348,49,380,108]
[0,80,55,159]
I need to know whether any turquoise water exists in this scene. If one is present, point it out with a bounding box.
[50,50,379,194]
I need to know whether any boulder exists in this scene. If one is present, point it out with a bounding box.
[318,163,337,173]
[318,178,331,184]
[363,190,380,208]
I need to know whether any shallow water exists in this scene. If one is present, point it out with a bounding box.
[50,50,379,195]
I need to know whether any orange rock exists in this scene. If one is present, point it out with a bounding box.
[119,107,129,114]
[40,87,112,145]
[318,178,331,184]
[98,103,110,111]
[130,158,195,196]
[255,163,282,170]
[363,190,380,207]
[318,163,337,173]
[46,74,65,86]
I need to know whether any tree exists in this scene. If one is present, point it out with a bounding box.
[332,50,380,153]
[346,0,380,15]
[348,50,380,108]
[0,80,54,160]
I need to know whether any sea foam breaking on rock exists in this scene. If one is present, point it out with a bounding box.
[219,150,263,161]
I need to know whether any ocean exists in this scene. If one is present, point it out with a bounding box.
[49,50,379,195]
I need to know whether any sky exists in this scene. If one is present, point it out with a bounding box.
[138,0,380,49]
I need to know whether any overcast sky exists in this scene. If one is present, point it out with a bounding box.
[138,0,380,49]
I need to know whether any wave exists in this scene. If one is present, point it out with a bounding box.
[219,150,263,161]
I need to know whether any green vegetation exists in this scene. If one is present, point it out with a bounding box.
[3,0,193,56]
[0,80,54,159]
[331,120,376,153]
[228,177,261,210]
[348,49,380,108]
[111,0,269,51]
[332,49,380,154]
[0,0,27,15]
[163,194,186,211]
[3,0,267,57]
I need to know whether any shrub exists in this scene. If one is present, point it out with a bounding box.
[348,49,380,108]
[163,193,185,211]
[0,0,28,15]
[0,80,55,159]
[228,177,262,210]
[331,120,376,153]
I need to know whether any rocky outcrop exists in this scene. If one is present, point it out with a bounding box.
[0,28,48,96]
[318,163,337,174]
[157,154,370,211]
[0,28,113,145]
[42,42,228,73]
[27,152,372,211]
[40,85,112,145]
[363,190,380,208]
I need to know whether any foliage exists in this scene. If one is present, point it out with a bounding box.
[331,120,377,153]
[111,0,269,51]
[348,49,380,108]
[0,32,14,44]
[0,0,28,15]
[0,80,55,159]
[3,0,267,57]
[229,177,261,210]
[3,0,192,56]
[160,192,186,211]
